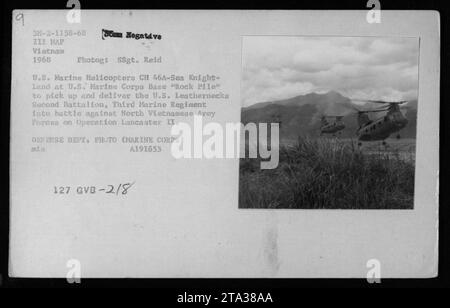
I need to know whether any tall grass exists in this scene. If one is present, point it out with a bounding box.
[239,137,415,209]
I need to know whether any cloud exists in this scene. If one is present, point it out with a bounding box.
[242,36,419,107]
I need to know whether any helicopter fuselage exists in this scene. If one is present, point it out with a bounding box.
[321,122,345,134]
[357,110,408,141]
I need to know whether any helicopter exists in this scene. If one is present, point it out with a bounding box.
[320,115,345,136]
[351,99,409,146]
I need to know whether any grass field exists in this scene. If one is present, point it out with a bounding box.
[239,137,415,209]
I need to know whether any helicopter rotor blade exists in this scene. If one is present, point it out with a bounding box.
[352,99,408,105]
[360,108,391,113]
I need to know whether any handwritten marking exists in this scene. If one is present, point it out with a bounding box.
[15,13,24,26]
[53,182,135,195]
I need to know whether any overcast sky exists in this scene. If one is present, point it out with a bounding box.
[242,36,419,107]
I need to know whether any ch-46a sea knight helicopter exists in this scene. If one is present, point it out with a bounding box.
[352,99,409,146]
[320,115,345,136]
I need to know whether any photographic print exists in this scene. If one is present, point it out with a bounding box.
[9,9,438,280]
[239,36,419,209]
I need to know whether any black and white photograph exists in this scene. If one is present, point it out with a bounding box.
[0,1,444,292]
[240,36,419,209]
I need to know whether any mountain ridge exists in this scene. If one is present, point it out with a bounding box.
[241,91,417,139]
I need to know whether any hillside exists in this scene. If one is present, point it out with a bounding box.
[241,91,417,140]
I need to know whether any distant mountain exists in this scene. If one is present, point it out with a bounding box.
[246,91,354,114]
[241,91,417,140]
